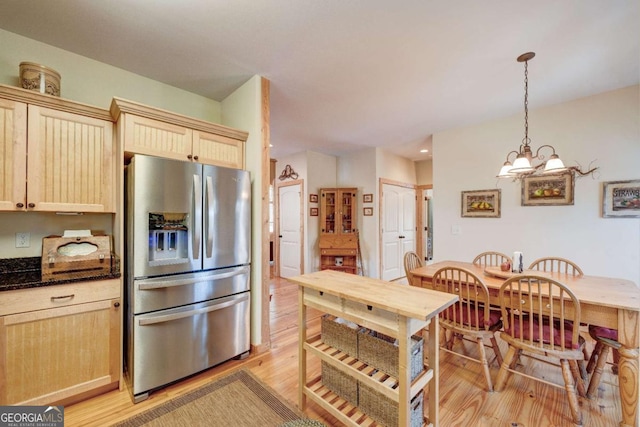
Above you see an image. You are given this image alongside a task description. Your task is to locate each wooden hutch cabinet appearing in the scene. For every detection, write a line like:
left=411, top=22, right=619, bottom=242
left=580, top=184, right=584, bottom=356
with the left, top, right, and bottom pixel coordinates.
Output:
left=319, top=188, right=358, bottom=274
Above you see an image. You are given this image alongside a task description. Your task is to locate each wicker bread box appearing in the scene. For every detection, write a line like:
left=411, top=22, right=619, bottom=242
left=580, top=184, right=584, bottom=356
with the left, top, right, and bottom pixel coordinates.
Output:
left=41, top=235, right=114, bottom=282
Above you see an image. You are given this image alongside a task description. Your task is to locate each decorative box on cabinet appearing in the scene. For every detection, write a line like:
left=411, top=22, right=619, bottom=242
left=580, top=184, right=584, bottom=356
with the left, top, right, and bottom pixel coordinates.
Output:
left=0, top=84, right=114, bottom=212
left=0, top=278, right=121, bottom=405
left=319, top=188, right=358, bottom=274
left=110, top=97, right=247, bottom=169
left=292, top=270, right=458, bottom=427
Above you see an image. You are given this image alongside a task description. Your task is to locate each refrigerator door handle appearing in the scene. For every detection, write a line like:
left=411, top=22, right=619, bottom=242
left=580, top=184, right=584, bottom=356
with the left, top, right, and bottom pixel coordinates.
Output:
left=137, top=266, right=250, bottom=290
left=205, top=175, right=214, bottom=258
left=138, top=293, right=249, bottom=326
left=192, top=174, right=202, bottom=259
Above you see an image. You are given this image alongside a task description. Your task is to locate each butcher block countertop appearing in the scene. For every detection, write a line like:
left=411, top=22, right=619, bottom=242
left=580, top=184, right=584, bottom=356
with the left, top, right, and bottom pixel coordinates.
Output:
left=289, top=269, right=458, bottom=320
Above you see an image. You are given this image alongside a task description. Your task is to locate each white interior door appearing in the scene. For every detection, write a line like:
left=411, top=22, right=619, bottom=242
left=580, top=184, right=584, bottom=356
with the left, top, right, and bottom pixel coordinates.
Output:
left=381, top=183, right=416, bottom=281
left=278, top=182, right=302, bottom=278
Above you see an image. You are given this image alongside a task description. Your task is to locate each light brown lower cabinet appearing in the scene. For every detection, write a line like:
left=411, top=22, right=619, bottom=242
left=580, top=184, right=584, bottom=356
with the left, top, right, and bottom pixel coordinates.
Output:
left=0, top=279, right=121, bottom=405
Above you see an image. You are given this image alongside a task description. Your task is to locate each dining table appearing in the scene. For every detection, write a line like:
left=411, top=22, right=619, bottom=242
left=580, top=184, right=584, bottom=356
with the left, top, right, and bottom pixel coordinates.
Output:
left=410, top=260, right=640, bottom=427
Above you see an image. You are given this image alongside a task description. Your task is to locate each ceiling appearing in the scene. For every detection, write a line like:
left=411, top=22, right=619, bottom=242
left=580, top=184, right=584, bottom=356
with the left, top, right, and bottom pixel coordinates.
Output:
left=0, top=1, right=637, bottom=161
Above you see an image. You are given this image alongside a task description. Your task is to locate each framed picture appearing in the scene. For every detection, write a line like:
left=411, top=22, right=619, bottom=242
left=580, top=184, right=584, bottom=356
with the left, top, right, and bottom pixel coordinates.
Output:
left=461, top=189, right=501, bottom=218
left=363, top=207, right=373, bottom=216
left=602, top=179, right=640, bottom=218
left=309, top=194, right=318, bottom=203
left=522, top=173, right=574, bottom=206
left=310, top=207, right=318, bottom=216
left=363, top=194, right=373, bottom=203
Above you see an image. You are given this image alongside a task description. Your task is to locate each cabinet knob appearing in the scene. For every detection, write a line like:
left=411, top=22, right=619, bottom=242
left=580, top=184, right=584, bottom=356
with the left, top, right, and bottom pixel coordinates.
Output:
left=193, top=155, right=199, bottom=161
left=187, top=154, right=193, bottom=160
left=16, top=202, right=24, bottom=208
left=28, top=203, right=36, bottom=208
left=114, top=301, right=120, bottom=308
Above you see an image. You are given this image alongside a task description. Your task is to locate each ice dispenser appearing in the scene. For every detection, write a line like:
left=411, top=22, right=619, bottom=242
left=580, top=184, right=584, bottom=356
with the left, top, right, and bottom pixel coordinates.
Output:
left=148, top=212, right=189, bottom=265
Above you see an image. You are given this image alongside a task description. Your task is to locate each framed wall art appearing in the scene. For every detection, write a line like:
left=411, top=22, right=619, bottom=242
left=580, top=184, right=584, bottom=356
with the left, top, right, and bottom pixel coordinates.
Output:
left=522, top=172, right=574, bottom=206
left=309, top=193, right=318, bottom=203
left=461, top=189, right=501, bottom=218
left=602, top=179, right=640, bottom=218
left=363, top=194, right=373, bottom=203
left=363, top=207, right=373, bottom=216
left=310, top=207, right=318, bottom=216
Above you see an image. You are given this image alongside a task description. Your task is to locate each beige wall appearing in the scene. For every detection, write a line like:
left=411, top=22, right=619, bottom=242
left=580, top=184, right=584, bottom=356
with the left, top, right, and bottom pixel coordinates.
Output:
left=433, top=85, right=640, bottom=285
left=0, top=29, right=226, bottom=258
left=0, top=29, right=221, bottom=121
left=416, top=159, right=433, bottom=185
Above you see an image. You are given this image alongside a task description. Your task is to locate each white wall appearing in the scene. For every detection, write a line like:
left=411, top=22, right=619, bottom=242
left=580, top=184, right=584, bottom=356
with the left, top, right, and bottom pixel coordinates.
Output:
left=416, top=159, right=433, bottom=186
left=307, top=151, right=338, bottom=271
left=338, top=148, right=377, bottom=277
left=220, top=75, right=264, bottom=346
left=433, top=85, right=640, bottom=285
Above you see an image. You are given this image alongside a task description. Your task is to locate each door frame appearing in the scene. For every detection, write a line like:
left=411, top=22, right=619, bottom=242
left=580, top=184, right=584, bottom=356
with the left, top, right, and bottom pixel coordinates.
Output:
left=378, top=178, right=417, bottom=279
left=416, top=184, right=432, bottom=263
left=274, top=179, right=304, bottom=277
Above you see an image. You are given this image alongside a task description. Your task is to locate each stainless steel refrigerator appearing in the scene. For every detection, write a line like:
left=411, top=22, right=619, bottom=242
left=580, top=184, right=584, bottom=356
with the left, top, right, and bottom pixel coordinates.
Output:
left=125, top=154, right=251, bottom=402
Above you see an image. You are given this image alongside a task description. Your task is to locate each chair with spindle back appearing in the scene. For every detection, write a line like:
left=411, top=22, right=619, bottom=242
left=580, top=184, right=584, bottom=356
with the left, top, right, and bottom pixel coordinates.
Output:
left=585, top=325, right=621, bottom=398
left=403, top=251, right=423, bottom=285
left=431, top=266, right=504, bottom=391
left=528, top=257, right=584, bottom=276
left=495, top=275, right=587, bottom=426
left=472, top=251, right=511, bottom=267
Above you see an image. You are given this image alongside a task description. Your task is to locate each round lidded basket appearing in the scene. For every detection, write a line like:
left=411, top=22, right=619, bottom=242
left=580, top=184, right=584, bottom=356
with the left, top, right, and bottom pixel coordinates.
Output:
left=19, top=62, right=61, bottom=96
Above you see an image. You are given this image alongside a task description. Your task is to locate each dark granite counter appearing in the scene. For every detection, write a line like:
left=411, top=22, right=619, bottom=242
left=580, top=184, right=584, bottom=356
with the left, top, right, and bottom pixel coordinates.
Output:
left=0, top=257, right=120, bottom=292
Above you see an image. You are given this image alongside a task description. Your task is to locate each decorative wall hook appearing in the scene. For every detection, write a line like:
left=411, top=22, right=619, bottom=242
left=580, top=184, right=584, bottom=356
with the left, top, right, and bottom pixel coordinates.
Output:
left=278, top=164, right=299, bottom=181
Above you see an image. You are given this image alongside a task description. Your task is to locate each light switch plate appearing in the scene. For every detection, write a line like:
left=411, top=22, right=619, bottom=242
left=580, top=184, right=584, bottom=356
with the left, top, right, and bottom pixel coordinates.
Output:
left=15, top=232, right=30, bottom=248
left=451, top=225, right=461, bottom=235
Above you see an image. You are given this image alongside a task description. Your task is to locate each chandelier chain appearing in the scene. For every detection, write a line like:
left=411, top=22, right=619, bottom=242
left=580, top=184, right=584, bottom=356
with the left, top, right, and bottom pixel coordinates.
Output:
left=523, top=60, right=529, bottom=146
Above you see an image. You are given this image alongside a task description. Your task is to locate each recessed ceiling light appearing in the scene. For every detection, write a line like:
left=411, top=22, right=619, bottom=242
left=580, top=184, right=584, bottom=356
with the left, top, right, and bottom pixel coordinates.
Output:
left=269, top=144, right=273, bottom=147
left=420, top=149, right=429, bottom=153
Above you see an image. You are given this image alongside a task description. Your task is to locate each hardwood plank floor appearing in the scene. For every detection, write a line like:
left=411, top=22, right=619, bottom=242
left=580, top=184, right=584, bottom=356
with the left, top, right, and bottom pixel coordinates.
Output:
left=64, top=276, right=621, bottom=426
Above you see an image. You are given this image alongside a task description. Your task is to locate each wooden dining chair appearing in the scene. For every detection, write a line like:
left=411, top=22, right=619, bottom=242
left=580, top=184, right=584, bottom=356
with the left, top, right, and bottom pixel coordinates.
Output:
left=585, top=325, right=621, bottom=399
left=472, top=251, right=511, bottom=267
left=495, top=275, right=587, bottom=426
left=403, top=251, right=423, bottom=285
left=528, top=257, right=584, bottom=276
left=431, top=266, right=503, bottom=392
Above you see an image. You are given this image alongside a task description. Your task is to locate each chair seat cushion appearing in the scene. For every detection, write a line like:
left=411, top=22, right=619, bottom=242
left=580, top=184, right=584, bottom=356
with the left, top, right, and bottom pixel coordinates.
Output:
left=589, top=325, right=618, bottom=341
left=505, top=316, right=580, bottom=349
left=443, top=302, right=502, bottom=329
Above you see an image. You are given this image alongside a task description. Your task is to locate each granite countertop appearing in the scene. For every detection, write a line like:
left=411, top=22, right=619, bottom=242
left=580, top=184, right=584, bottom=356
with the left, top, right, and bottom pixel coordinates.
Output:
left=0, top=257, right=121, bottom=292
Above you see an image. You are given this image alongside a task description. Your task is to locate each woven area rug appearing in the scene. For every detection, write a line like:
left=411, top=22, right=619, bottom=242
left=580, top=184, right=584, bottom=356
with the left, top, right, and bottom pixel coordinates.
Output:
left=113, top=369, right=322, bottom=427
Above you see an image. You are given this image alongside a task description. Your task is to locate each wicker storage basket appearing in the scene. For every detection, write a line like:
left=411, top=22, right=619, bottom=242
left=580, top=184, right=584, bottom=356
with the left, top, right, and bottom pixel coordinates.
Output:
left=357, top=330, right=424, bottom=380
left=321, top=314, right=360, bottom=356
left=321, top=361, right=358, bottom=406
left=359, top=383, right=423, bottom=427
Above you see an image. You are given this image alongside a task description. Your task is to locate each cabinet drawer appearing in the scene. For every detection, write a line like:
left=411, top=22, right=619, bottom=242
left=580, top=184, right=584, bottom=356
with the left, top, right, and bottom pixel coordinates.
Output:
left=0, top=278, right=120, bottom=316
left=321, top=249, right=357, bottom=256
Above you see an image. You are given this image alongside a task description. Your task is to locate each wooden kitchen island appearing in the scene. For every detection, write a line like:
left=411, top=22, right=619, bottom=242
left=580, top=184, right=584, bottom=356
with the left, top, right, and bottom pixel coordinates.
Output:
left=290, top=270, right=458, bottom=426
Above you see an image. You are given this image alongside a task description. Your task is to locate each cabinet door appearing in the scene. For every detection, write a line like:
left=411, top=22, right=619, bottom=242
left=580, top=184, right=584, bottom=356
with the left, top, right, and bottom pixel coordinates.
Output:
left=27, top=106, right=114, bottom=212
left=338, top=189, right=357, bottom=234
left=0, top=298, right=120, bottom=405
left=0, top=99, right=27, bottom=211
left=193, top=130, right=244, bottom=169
left=320, top=189, right=337, bottom=234
left=122, top=113, right=193, bottom=162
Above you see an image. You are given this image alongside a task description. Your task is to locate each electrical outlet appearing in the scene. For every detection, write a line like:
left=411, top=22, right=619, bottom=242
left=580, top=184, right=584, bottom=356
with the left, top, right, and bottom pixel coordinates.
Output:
left=15, top=232, right=30, bottom=248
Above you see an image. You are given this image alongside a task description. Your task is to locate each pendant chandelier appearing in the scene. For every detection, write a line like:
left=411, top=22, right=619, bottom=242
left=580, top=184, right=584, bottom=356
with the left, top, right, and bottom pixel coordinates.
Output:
left=497, top=52, right=598, bottom=179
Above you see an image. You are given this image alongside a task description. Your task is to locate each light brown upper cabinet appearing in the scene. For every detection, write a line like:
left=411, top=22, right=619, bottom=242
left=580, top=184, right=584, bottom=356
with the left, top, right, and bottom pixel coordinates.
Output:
left=0, top=85, right=114, bottom=212
left=111, top=98, right=247, bottom=169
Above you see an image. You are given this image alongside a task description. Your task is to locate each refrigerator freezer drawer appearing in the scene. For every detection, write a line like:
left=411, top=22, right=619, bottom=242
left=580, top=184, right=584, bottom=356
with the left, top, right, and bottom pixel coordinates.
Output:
left=131, top=292, right=250, bottom=399
left=132, top=266, right=250, bottom=314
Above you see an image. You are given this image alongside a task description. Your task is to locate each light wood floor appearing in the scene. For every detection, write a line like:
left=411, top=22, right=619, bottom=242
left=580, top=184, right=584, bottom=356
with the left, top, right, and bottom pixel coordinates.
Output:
left=65, top=276, right=621, bottom=426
